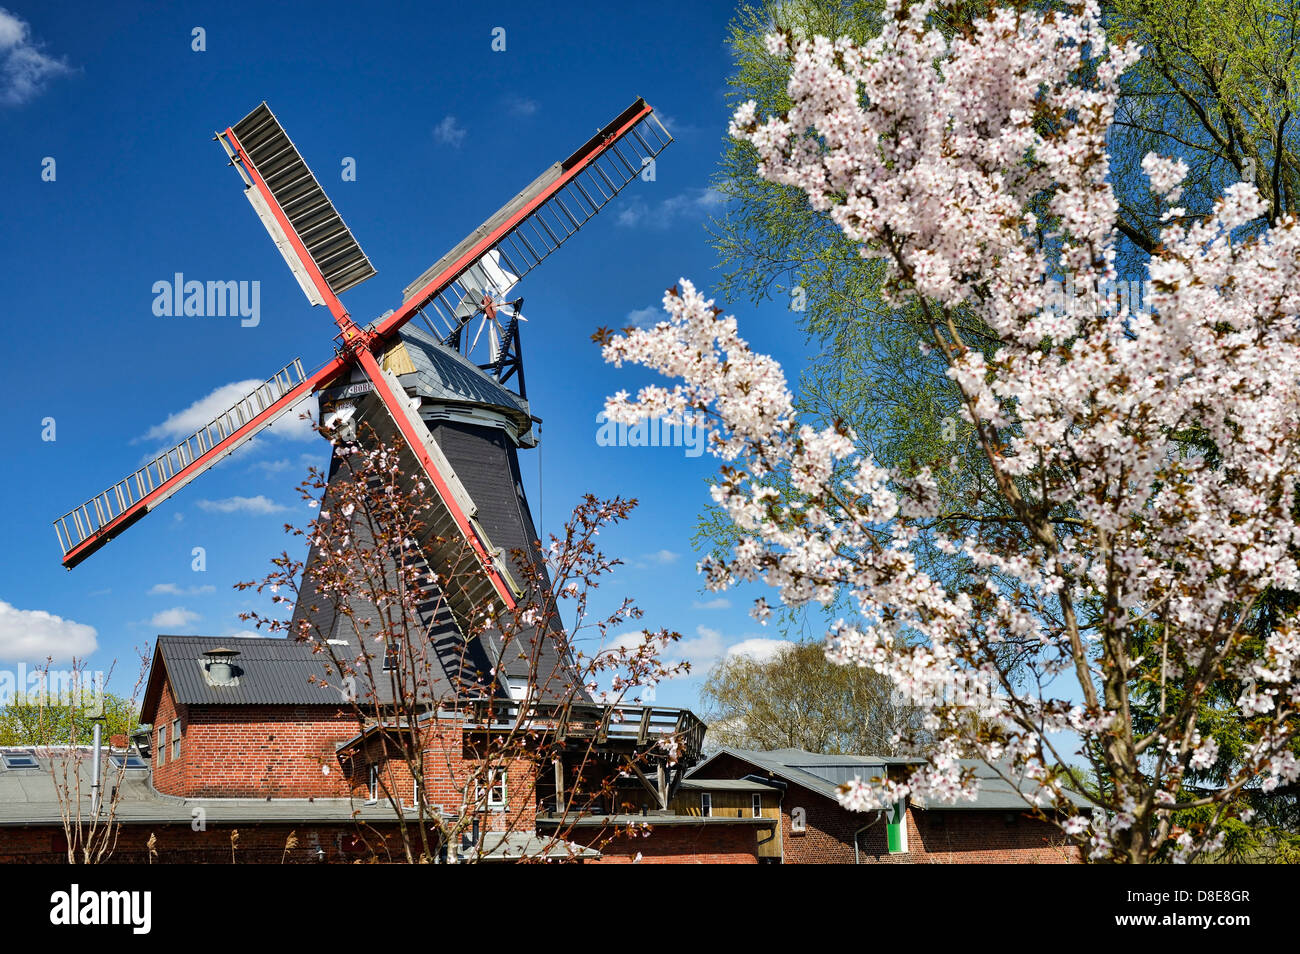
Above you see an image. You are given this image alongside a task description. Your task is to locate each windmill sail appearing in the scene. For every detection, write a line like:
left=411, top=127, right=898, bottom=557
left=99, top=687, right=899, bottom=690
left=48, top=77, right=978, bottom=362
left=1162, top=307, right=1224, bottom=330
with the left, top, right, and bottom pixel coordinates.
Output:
left=220, top=103, right=376, bottom=308
left=53, top=356, right=347, bottom=568
left=54, top=97, right=673, bottom=572
left=381, top=98, right=672, bottom=347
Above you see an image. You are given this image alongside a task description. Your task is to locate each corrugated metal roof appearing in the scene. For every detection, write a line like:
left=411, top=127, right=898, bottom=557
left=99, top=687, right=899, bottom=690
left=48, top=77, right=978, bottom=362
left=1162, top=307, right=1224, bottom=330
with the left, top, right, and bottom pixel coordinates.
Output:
left=149, top=635, right=346, bottom=711
left=689, top=748, right=903, bottom=801
left=541, top=814, right=777, bottom=828
left=678, top=777, right=780, bottom=793
left=689, top=748, right=1093, bottom=812
left=910, top=760, right=1095, bottom=812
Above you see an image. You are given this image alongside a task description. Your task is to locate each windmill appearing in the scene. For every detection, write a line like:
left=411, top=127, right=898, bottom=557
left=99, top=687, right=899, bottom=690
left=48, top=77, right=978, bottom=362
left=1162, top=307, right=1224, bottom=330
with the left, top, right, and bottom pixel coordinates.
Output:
left=52, top=99, right=673, bottom=698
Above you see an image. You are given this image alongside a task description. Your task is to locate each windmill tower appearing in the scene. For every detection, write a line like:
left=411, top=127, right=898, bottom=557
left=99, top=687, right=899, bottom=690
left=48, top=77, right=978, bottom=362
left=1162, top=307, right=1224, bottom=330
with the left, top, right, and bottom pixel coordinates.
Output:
left=53, top=99, right=673, bottom=702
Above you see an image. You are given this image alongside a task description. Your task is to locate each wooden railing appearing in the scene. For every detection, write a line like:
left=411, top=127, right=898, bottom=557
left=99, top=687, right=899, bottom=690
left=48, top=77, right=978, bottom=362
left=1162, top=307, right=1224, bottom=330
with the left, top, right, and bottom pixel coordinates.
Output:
left=466, top=700, right=706, bottom=762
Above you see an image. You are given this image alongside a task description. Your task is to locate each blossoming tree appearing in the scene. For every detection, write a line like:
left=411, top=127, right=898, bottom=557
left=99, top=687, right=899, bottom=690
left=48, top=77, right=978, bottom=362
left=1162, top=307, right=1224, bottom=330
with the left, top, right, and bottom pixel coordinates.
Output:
left=602, top=0, right=1300, bottom=862
left=241, top=424, right=688, bottom=863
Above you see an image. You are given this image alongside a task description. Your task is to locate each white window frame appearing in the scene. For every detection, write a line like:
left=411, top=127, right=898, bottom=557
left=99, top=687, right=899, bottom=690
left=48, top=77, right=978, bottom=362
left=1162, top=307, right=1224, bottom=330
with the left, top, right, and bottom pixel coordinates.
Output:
left=156, top=725, right=166, bottom=767
left=477, top=768, right=508, bottom=810
left=752, top=793, right=762, bottom=817
left=701, top=792, right=712, bottom=817
left=171, top=718, right=181, bottom=761
left=367, top=764, right=379, bottom=803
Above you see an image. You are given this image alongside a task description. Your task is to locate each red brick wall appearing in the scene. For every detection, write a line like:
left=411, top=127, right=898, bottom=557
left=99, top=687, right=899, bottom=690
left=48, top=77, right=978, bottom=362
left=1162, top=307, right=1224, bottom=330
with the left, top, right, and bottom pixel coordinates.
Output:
left=146, top=667, right=543, bottom=836
left=150, top=679, right=358, bottom=798
left=0, top=824, right=414, bottom=864
left=906, top=810, right=1080, bottom=864
left=342, top=724, right=538, bottom=833
left=576, top=823, right=761, bottom=864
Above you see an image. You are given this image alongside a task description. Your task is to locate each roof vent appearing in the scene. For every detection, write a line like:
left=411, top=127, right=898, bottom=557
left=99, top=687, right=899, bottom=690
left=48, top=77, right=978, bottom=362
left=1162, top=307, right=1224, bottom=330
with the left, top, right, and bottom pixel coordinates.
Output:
left=202, top=647, right=242, bottom=687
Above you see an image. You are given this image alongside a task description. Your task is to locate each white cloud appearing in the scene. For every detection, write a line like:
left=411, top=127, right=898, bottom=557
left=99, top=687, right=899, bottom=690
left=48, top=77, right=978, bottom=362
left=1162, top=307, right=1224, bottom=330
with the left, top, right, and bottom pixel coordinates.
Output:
left=250, top=458, right=293, bottom=476
left=606, top=630, right=649, bottom=653
left=434, top=115, right=466, bottom=147
left=724, top=637, right=789, bottom=663
left=196, top=495, right=287, bottom=514
left=224, top=630, right=262, bottom=640
left=617, top=187, right=726, bottom=229
left=691, top=597, right=731, bottom=610
left=0, top=601, right=97, bottom=661
left=506, top=96, right=538, bottom=117
left=653, top=113, right=702, bottom=138
left=150, top=607, right=199, bottom=630
left=633, top=549, right=680, bottom=569
left=625, top=306, right=666, bottom=329
left=667, top=626, right=791, bottom=673
left=149, top=583, right=216, bottom=596
left=140, top=379, right=315, bottom=446
left=672, top=625, right=727, bottom=670
left=0, top=9, right=72, bottom=106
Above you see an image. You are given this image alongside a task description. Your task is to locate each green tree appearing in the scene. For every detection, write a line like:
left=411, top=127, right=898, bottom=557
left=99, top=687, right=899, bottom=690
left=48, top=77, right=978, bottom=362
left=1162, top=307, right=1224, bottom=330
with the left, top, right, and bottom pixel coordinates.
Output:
left=701, top=641, right=924, bottom=755
left=0, top=691, right=139, bottom=746
left=706, top=0, right=1300, bottom=852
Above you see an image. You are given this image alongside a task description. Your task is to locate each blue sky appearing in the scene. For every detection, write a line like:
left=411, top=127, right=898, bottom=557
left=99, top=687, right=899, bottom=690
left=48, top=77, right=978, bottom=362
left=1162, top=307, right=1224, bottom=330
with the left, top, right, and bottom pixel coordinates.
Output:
left=0, top=0, right=817, bottom=711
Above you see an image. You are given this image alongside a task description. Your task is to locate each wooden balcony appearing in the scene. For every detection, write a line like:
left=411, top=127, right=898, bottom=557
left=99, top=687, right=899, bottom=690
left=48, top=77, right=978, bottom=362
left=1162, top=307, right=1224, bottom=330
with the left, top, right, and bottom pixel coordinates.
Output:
left=465, top=700, right=706, bottom=763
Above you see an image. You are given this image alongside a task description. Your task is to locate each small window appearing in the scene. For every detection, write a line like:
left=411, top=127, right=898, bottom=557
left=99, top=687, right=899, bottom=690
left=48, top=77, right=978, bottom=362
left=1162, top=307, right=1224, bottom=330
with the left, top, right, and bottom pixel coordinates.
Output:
left=156, top=726, right=166, bottom=767
left=367, top=765, right=379, bottom=803
left=1, top=752, right=39, bottom=769
left=383, top=642, right=398, bottom=672
left=477, top=769, right=507, bottom=809
left=413, top=778, right=421, bottom=808
left=109, top=754, right=148, bottom=770
left=752, top=793, right=762, bottom=817
left=701, top=792, right=712, bottom=817
left=171, top=719, right=181, bottom=761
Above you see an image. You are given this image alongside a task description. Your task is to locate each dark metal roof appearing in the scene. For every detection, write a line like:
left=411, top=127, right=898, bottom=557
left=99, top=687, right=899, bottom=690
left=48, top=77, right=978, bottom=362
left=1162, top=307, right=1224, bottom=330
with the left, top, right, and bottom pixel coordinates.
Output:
left=538, top=813, right=776, bottom=828
left=678, top=777, right=780, bottom=793
left=690, top=748, right=923, bottom=801
left=689, top=748, right=1093, bottom=812
left=142, top=635, right=345, bottom=720
left=397, top=324, right=530, bottom=424
left=910, top=760, right=1095, bottom=812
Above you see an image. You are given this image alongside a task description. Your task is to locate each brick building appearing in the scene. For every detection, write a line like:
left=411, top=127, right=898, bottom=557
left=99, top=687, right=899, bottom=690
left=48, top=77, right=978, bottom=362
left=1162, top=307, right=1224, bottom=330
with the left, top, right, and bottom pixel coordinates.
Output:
left=686, top=748, right=1085, bottom=864
left=0, top=633, right=710, bottom=863
left=0, top=637, right=1087, bottom=864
